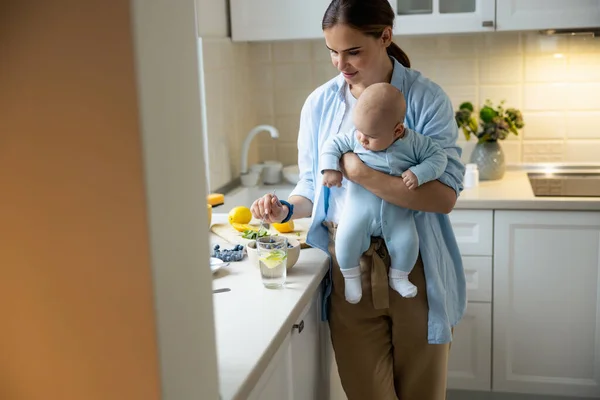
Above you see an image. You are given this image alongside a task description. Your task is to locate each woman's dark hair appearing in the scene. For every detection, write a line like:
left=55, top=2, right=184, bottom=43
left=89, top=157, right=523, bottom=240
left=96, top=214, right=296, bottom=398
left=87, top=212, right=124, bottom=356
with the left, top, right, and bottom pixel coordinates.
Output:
left=322, top=0, right=410, bottom=68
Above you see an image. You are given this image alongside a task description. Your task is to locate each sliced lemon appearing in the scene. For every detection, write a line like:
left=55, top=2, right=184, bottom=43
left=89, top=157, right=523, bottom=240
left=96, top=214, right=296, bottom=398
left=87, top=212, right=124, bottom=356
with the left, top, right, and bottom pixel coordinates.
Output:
left=259, top=250, right=287, bottom=269
left=272, top=220, right=294, bottom=233
left=228, top=206, right=252, bottom=225
left=231, top=223, right=258, bottom=232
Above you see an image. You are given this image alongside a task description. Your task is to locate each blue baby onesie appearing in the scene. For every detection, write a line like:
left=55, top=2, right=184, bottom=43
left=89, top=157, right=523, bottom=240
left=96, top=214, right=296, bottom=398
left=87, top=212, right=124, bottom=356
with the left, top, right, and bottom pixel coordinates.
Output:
left=320, top=128, right=448, bottom=276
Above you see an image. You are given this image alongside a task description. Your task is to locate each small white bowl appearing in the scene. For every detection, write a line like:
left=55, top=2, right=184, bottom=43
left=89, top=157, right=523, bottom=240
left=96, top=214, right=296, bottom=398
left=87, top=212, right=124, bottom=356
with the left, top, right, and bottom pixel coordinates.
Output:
left=246, top=237, right=301, bottom=270
left=282, top=164, right=299, bottom=184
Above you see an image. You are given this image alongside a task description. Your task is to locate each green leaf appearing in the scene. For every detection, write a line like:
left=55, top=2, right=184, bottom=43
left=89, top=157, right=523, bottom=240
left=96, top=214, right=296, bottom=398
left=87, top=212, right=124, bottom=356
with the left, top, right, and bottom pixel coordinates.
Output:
left=506, top=119, right=519, bottom=135
left=477, top=133, right=493, bottom=143
left=461, top=127, right=471, bottom=141
left=479, top=106, right=497, bottom=123
left=459, top=101, right=474, bottom=111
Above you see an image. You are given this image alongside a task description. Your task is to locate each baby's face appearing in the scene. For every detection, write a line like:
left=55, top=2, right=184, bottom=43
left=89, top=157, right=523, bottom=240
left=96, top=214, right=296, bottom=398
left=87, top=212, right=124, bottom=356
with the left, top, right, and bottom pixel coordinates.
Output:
left=354, top=114, right=398, bottom=152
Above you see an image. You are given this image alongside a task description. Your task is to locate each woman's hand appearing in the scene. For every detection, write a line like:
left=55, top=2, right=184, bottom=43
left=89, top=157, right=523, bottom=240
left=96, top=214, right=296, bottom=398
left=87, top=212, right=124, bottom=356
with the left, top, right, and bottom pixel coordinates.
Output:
left=250, top=193, right=288, bottom=223
left=340, top=152, right=368, bottom=183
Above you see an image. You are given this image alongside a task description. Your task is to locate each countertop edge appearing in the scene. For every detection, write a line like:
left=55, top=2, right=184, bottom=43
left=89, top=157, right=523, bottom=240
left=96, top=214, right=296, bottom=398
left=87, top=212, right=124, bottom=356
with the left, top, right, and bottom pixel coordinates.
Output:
left=455, top=199, right=600, bottom=211
left=231, top=252, right=330, bottom=400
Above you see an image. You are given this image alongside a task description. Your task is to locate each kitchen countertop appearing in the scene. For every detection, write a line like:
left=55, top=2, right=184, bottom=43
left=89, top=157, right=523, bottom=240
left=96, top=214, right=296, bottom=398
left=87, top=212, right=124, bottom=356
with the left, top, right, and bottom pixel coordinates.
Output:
left=222, top=171, right=600, bottom=212
left=210, top=215, right=329, bottom=400
left=455, top=171, right=600, bottom=210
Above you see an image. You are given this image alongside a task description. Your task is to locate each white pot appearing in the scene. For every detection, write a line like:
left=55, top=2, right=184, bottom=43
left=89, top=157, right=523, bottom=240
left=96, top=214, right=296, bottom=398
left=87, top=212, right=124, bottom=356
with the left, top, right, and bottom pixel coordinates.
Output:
left=262, top=160, right=283, bottom=184
left=240, top=171, right=260, bottom=187
left=282, top=165, right=299, bottom=184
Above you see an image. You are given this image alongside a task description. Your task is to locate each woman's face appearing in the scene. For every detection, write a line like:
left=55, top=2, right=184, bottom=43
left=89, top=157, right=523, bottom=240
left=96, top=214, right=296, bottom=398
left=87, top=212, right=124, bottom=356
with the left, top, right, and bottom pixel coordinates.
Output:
left=324, top=24, right=391, bottom=87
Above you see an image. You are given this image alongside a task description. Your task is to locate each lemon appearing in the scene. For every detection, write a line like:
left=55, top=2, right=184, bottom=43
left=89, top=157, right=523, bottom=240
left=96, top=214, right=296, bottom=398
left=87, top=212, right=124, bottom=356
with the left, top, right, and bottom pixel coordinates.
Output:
left=231, top=223, right=257, bottom=232
left=259, top=250, right=287, bottom=269
left=228, top=206, right=252, bottom=225
left=207, top=204, right=212, bottom=228
left=272, top=220, right=294, bottom=233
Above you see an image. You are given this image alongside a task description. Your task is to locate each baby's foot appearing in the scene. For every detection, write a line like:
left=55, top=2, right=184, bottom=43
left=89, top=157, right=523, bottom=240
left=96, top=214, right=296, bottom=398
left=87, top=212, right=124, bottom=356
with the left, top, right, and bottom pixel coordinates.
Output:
left=389, top=269, right=417, bottom=298
left=341, top=266, right=362, bottom=304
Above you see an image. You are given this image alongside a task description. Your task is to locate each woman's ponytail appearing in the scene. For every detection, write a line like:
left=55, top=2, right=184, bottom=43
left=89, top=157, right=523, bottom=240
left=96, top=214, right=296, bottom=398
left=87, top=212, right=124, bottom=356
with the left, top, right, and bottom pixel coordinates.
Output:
left=387, top=41, right=410, bottom=68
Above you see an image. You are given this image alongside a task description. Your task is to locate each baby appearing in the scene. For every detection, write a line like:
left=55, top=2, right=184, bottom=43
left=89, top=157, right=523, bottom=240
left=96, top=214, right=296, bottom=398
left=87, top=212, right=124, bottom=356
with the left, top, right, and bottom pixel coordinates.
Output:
left=320, top=82, right=448, bottom=304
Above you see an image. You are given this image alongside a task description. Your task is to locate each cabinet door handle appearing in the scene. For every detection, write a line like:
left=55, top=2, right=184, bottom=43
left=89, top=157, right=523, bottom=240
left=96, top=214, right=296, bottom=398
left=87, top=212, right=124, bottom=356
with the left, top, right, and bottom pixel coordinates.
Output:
left=293, top=320, right=304, bottom=334
left=482, top=20, right=494, bottom=27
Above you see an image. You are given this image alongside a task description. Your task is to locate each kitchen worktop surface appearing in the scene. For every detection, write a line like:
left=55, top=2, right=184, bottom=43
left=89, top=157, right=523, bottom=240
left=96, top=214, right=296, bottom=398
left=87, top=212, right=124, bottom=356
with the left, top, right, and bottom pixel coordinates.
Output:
left=223, top=170, right=600, bottom=211
left=456, top=171, right=600, bottom=210
left=210, top=215, right=329, bottom=400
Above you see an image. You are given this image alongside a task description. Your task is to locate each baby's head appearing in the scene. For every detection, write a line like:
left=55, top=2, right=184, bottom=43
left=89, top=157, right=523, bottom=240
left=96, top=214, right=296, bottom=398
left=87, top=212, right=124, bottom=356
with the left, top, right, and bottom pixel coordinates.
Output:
left=352, top=82, right=406, bottom=152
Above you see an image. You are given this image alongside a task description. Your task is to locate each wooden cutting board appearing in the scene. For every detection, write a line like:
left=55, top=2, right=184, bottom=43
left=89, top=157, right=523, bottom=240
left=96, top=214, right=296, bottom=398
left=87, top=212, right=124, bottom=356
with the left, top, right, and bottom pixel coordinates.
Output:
left=210, top=218, right=312, bottom=249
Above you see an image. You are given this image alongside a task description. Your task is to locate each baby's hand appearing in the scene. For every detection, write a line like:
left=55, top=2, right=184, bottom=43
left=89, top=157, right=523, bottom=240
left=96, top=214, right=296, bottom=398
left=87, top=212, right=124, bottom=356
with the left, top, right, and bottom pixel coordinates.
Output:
left=323, top=170, right=343, bottom=188
left=401, top=170, right=419, bottom=190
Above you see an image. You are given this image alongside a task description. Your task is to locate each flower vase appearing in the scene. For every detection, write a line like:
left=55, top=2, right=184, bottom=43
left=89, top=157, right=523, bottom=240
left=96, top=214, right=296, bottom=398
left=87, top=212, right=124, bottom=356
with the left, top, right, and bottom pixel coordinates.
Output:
left=469, top=141, right=505, bottom=181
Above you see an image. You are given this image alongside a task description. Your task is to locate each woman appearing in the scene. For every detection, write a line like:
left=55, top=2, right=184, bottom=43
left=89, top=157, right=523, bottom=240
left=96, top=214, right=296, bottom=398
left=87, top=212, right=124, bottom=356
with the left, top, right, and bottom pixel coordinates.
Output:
left=251, top=0, right=466, bottom=398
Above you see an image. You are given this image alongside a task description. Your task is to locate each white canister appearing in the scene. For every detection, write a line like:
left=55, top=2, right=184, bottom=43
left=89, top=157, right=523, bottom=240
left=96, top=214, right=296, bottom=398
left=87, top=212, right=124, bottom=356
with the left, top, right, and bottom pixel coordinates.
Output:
left=249, top=163, right=265, bottom=184
left=262, top=160, right=283, bottom=184
left=464, top=163, right=479, bottom=189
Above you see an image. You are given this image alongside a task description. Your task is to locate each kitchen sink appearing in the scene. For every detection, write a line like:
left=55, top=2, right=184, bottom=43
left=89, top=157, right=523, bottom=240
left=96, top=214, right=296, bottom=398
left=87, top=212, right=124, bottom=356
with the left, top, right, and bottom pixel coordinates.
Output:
left=528, top=171, right=600, bottom=197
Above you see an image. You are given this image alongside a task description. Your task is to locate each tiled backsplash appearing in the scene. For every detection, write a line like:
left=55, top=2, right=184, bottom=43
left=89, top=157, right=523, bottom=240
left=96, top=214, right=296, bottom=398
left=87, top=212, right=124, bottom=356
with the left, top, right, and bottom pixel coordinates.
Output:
left=200, top=38, right=259, bottom=190
left=247, top=32, right=600, bottom=166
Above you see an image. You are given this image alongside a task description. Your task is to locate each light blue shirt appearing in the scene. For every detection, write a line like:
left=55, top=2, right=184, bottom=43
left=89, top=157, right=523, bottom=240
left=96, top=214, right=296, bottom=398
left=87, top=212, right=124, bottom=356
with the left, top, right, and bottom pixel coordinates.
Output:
left=289, top=57, right=466, bottom=344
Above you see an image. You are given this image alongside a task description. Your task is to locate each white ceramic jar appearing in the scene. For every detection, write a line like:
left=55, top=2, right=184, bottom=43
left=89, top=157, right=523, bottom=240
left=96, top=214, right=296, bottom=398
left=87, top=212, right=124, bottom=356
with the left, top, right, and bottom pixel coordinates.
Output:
left=262, top=160, right=283, bottom=184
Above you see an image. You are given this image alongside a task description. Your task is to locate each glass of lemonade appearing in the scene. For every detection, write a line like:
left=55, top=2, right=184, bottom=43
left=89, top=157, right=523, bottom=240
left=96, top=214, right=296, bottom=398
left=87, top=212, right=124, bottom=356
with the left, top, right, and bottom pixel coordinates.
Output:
left=256, top=236, right=288, bottom=288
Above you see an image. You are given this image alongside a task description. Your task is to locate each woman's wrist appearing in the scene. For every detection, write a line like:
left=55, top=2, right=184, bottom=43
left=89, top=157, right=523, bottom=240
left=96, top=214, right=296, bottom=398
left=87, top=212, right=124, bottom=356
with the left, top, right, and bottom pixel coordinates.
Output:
left=279, top=200, right=294, bottom=223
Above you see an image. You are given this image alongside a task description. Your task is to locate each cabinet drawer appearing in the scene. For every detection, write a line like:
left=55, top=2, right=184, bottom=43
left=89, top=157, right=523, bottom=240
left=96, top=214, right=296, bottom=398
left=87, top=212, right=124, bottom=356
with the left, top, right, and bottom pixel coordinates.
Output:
left=447, top=302, right=492, bottom=391
left=463, top=256, right=492, bottom=303
left=449, top=210, right=493, bottom=256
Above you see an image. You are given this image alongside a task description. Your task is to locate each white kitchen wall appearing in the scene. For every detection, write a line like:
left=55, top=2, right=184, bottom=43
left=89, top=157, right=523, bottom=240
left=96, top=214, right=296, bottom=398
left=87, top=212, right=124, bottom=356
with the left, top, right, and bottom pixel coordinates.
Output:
left=200, top=38, right=260, bottom=190
left=249, top=32, right=600, bottom=165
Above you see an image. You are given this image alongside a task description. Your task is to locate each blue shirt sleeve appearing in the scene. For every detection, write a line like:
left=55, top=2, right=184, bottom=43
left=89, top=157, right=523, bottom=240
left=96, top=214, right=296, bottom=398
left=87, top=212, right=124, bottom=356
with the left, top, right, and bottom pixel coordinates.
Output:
left=319, top=130, right=356, bottom=173
left=289, top=99, right=316, bottom=203
left=414, top=88, right=465, bottom=196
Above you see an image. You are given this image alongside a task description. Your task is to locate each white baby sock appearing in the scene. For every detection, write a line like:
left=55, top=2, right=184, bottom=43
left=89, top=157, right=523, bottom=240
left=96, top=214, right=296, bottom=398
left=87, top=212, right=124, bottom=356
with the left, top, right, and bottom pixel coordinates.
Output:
left=389, top=268, right=417, bottom=298
left=341, top=266, right=362, bottom=304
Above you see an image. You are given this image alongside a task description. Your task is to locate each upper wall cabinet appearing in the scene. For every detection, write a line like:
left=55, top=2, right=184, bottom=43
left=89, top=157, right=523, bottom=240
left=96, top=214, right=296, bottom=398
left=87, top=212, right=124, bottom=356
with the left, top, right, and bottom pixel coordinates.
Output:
left=230, top=0, right=329, bottom=41
left=229, top=0, right=600, bottom=41
left=392, top=0, right=496, bottom=35
left=496, top=0, right=600, bottom=32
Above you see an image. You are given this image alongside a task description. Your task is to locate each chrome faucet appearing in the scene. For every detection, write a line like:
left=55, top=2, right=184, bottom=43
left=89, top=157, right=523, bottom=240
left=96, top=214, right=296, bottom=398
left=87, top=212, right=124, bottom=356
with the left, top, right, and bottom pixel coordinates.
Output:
left=240, top=124, right=279, bottom=174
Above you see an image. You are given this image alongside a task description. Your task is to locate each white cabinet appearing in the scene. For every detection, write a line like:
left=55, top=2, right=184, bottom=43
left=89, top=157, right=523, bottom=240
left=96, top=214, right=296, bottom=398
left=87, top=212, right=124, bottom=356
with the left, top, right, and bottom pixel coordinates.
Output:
left=290, top=292, right=322, bottom=400
left=449, top=210, right=494, bottom=256
left=493, top=210, right=600, bottom=398
left=229, top=0, right=600, bottom=41
left=393, top=0, right=496, bottom=35
left=249, top=290, right=323, bottom=399
left=463, top=256, right=492, bottom=303
left=248, top=334, right=293, bottom=400
left=496, top=0, right=600, bottom=32
left=447, top=303, right=492, bottom=391
left=230, top=0, right=329, bottom=41
left=447, top=211, right=494, bottom=392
